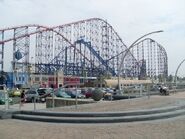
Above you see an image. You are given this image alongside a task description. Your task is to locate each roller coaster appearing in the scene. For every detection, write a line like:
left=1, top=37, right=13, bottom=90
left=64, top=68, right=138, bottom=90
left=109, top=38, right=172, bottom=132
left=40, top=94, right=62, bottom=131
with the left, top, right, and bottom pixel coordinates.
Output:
left=0, top=18, right=168, bottom=79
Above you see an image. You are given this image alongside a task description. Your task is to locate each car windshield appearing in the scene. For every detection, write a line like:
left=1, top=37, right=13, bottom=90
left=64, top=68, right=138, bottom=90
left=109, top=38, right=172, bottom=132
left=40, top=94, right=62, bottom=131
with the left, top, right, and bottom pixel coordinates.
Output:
left=25, top=90, right=37, bottom=94
left=38, top=88, right=52, bottom=93
left=37, top=89, right=46, bottom=94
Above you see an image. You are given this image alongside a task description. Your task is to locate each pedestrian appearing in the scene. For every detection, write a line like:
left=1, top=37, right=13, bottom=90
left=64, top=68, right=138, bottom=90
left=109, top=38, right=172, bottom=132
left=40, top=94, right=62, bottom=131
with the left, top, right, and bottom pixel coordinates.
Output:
left=20, top=90, right=25, bottom=106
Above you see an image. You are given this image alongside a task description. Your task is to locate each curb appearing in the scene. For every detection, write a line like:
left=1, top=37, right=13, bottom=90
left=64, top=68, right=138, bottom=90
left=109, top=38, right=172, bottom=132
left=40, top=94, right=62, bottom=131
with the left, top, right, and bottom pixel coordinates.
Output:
left=11, top=105, right=185, bottom=123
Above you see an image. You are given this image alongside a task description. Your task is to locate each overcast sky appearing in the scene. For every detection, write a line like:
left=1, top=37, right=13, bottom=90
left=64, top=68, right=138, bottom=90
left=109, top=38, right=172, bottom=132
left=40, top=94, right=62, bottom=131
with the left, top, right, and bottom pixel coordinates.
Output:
left=0, top=0, right=185, bottom=76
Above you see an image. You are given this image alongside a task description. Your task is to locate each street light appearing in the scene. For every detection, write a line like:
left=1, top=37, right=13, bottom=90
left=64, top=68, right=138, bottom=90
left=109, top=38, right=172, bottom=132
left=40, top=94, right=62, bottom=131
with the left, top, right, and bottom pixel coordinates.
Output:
left=174, top=59, right=185, bottom=90
left=118, top=30, right=163, bottom=91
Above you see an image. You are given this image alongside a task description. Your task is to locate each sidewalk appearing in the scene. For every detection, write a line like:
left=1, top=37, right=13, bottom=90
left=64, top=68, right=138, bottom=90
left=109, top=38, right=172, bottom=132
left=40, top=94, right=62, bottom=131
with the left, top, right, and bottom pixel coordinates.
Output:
left=0, top=102, right=46, bottom=111
left=1, top=92, right=185, bottom=139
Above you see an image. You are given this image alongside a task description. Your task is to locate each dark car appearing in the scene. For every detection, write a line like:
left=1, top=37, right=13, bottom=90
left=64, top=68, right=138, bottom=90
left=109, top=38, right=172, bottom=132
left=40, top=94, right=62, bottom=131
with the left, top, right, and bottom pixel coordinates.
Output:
left=159, top=86, right=169, bottom=95
left=37, top=88, right=53, bottom=102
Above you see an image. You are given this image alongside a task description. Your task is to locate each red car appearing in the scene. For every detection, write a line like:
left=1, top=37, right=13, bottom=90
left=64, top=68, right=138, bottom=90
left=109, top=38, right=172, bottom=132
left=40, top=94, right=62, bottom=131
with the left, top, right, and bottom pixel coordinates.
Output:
left=83, top=88, right=94, bottom=98
left=85, top=91, right=92, bottom=98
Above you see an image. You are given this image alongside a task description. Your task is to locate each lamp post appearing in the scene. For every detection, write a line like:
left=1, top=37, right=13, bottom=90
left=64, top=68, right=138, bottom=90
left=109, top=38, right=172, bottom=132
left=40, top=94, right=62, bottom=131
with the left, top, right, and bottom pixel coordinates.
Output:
left=118, top=30, right=163, bottom=91
left=174, top=59, right=185, bottom=90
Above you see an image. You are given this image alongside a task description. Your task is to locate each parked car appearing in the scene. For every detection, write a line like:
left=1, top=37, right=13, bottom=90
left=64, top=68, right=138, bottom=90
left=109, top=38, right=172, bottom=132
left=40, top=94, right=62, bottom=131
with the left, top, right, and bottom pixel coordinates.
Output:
left=66, top=89, right=85, bottom=99
left=83, top=88, right=95, bottom=98
left=103, top=92, right=112, bottom=100
left=13, top=89, right=22, bottom=97
left=54, top=88, right=71, bottom=98
left=0, top=91, right=12, bottom=105
left=81, top=88, right=88, bottom=94
left=159, top=86, right=169, bottom=95
left=37, top=88, right=53, bottom=102
left=8, top=88, right=21, bottom=97
left=24, top=89, right=39, bottom=102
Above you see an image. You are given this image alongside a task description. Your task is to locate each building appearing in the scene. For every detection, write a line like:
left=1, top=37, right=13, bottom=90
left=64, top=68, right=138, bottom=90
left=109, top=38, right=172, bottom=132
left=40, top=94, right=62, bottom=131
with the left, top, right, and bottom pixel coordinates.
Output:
left=30, top=70, right=64, bottom=88
left=104, top=78, right=152, bottom=89
left=4, top=71, right=64, bottom=89
left=6, top=72, right=29, bottom=88
left=3, top=70, right=109, bottom=89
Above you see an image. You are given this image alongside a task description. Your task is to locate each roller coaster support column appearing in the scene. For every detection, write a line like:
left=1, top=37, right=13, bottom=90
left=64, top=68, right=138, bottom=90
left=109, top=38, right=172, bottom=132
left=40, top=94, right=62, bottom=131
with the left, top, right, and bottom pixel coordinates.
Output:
left=118, top=30, right=163, bottom=90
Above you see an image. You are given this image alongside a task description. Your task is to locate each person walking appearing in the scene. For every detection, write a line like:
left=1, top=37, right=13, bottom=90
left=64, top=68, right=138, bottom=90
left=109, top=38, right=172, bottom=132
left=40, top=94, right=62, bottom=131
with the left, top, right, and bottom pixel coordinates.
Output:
left=20, top=90, right=25, bottom=106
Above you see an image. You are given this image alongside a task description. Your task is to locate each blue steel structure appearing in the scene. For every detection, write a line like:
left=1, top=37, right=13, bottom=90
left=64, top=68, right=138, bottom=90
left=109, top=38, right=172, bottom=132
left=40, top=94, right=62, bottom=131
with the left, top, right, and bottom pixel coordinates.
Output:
left=0, top=18, right=168, bottom=84
left=35, top=18, right=138, bottom=77
left=75, top=38, right=116, bottom=76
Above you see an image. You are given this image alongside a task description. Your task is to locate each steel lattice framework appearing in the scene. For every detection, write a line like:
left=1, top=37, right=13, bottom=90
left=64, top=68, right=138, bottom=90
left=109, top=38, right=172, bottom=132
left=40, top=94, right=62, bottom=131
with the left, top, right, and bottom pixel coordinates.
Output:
left=0, top=18, right=168, bottom=79
left=131, top=38, right=168, bottom=79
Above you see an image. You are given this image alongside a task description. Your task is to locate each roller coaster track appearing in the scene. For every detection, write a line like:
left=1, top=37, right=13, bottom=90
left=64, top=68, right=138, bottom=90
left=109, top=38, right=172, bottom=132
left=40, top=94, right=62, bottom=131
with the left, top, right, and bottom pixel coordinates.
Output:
left=0, top=24, right=99, bottom=74
left=75, top=38, right=116, bottom=76
left=0, top=18, right=168, bottom=78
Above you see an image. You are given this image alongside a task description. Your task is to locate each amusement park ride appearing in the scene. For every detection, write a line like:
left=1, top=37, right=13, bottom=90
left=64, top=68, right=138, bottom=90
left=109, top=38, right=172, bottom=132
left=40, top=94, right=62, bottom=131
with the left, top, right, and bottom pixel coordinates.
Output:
left=0, top=18, right=168, bottom=84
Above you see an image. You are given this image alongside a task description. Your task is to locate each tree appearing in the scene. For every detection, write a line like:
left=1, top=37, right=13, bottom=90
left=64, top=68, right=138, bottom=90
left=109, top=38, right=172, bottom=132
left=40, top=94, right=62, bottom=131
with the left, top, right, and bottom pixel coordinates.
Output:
left=158, top=74, right=164, bottom=83
left=167, top=74, right=173, bottom=82
left=94, top=75, right=106, bottom=88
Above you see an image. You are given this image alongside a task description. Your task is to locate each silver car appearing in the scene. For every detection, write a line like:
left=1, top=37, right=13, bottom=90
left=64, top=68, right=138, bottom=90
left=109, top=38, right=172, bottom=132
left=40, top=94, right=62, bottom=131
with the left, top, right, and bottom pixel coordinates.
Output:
left=24, top=89, right=39, bottom=102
